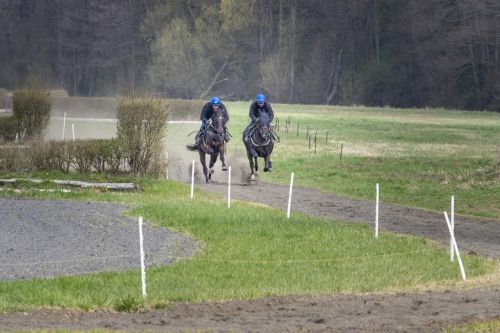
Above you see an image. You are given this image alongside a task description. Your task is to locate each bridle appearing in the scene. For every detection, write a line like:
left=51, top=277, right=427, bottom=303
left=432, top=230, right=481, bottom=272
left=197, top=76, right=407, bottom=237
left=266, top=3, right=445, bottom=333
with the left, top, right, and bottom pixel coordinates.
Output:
left=202, top=111, right=225, bottom=148
left=249, top=119, right=273, bottom=147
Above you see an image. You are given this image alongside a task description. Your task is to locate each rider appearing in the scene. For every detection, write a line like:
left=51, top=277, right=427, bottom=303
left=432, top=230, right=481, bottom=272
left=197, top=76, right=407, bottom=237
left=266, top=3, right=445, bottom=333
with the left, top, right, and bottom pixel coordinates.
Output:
left=243, top=93, right=274, bottom=143
left=191, top=96, right=229, bottom=148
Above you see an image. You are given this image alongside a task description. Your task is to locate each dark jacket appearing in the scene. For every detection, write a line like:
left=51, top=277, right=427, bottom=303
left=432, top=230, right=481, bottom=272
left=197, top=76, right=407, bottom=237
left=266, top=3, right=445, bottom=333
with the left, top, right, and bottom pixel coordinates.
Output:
left=249, top=101, right=274, bottom=123
left=200, top=102, right=229, bottom=124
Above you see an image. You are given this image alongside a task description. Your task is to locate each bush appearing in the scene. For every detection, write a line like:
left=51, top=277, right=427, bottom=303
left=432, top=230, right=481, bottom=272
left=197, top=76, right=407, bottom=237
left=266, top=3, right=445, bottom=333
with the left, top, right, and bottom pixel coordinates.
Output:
left=30, top=140, right=70, bottom=172
left=12, top=88, right=52, bottom=141
left=0, top=142, right=30, bottom=172
left=0, top=116, right=18, bottom=141
left=116, top=96, right=169, bottom=176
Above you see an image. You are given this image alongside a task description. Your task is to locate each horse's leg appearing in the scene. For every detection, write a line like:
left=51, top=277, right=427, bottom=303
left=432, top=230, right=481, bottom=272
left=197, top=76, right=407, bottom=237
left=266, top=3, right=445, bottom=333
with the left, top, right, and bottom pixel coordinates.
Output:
left=254, top=157, right=259, bottom=175
left=264, top=154, right=270, bottom=172
left=264, top=153, right=274, bottom=172
left=208, top=153, right=217, bottom=180
left=268, top=145, right=274, bottom=171
left=246, top=148, right=256, bottom=181
left=199, top=151, right=209, bottom=183
left=219, top=143, right=227, bottom=171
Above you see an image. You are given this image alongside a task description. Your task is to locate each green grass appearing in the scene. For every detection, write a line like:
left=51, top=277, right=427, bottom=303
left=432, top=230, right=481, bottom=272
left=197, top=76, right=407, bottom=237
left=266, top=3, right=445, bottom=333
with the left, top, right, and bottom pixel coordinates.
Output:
left=223, top=102, right=500, bottom=220
left=0, top=180, right=495, bottom=311
left=444, top=319, right=500, bottom=332
left=0, top=102, right=498, bottom=312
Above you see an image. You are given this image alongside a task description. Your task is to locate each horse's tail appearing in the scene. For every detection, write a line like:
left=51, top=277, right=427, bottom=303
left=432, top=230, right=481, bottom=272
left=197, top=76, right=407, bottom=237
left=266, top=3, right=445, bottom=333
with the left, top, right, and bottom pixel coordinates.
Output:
left=186, top=144, right=198, bottom=151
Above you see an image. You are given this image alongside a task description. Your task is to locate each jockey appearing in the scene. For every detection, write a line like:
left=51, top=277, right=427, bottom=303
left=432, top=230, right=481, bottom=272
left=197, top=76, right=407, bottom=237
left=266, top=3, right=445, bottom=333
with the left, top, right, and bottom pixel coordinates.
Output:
left=244, top=93, right=274, bottom=142
left=191, top=96, right=229, bottom=148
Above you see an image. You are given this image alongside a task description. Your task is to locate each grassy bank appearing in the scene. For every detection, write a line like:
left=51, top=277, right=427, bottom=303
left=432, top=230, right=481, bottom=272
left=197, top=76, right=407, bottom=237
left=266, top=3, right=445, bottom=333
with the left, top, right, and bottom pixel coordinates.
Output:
left=0, top=180, right=495, bottom=311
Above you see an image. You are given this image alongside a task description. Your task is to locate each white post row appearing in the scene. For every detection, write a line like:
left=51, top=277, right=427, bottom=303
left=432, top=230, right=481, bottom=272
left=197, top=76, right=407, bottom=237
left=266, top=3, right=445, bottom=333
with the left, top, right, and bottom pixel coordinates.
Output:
left=287, top=172, right=294, bottom=219
left=375, top=183, right=379, bottom=238
left=190, top=159, right=195, bottom=199
left=450, top=195, right=455, bottom=262
left=138, top=216, right=147, bottom=298
left=228, top=166, right=231, bottom=208
left=443, top=211, right=466, bottom=281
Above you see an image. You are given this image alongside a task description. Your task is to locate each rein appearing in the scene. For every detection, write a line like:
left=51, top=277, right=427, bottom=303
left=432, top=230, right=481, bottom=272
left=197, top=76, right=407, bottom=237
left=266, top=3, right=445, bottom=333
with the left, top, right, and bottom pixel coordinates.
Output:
left=249, top=125, right=273, bottom=147
left=201, top=120, right=225, bottom=150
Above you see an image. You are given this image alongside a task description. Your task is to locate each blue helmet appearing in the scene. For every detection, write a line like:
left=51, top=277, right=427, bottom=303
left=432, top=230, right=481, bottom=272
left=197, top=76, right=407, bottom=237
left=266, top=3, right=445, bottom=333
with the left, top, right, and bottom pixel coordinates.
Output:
left=256, top=93, right=266, bottom=104
left=211, top=96, right=220, bottom=106
left=256, top=93, right=266, bottom=101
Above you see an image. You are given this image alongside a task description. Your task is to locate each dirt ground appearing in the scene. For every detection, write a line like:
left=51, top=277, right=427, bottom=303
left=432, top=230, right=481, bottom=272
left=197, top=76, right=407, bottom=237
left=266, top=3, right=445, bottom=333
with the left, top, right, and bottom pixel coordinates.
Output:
left=1, top=170, right=500, bottom=331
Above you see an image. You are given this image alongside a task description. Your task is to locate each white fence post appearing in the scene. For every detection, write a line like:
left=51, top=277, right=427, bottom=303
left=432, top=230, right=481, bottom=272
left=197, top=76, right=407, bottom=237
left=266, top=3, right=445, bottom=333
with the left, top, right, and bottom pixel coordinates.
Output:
left=138, top=216, right=147, bottom=298
left=165, top=151, right=169, bottom=181
left=375, top=183, right=379, bottom=238
left=287, top=172, right=294, bottom=219
left=72, top=123, right=75, bottom=141
left=450, top=195, right=455, bottom=262
left=190, top=160, right=195, bottom=199
left=444, top=211, right=466, bottom=281
left=62, top=112, right=66, bottom=140
left=228, top=166, right=231, bottom=208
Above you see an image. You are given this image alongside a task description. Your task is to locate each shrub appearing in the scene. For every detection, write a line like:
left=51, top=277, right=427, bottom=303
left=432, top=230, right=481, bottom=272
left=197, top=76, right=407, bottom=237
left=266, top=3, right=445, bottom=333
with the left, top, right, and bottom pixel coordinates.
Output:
left=30, top=140, right=70, bottom=172
left=0, top=142, right=30, bottom=172
left=116, top=96, right=169, bottom=176
left=0, top=116, right=18, bottom=141
left=12, top=88, right=52, bottom=141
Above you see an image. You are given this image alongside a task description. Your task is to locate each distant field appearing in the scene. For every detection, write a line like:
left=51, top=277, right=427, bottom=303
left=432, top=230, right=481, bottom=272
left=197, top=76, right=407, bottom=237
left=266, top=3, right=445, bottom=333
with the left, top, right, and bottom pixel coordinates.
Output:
left=44, top=100, right=500, bottom=219
left=224, top=102, right=500, bottom=220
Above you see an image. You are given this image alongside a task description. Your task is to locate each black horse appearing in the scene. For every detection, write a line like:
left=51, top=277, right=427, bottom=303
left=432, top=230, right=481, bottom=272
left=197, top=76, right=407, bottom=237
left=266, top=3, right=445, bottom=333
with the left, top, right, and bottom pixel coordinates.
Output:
left=186, top=108, right=228, bottom=183
left=243, top=112, right=275, bottom=181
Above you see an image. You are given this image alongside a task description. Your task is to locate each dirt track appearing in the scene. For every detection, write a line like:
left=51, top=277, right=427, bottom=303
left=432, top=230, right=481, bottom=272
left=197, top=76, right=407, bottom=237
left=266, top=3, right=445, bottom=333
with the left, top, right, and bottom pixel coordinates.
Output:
left=0, top=180, right=499, bottom=332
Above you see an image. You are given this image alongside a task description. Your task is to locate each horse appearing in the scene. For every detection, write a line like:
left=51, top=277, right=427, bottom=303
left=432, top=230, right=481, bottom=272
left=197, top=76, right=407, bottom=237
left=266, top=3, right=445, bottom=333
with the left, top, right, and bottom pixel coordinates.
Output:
left=243, top=112, right=276, bottom=181
left=186, top=108, right=228, bottom=183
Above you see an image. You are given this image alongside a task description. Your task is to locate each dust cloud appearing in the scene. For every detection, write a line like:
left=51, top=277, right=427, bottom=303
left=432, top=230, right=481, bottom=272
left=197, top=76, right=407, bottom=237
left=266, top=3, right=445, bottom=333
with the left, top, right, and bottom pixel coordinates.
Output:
left=166, top=125, right=251, bottom=185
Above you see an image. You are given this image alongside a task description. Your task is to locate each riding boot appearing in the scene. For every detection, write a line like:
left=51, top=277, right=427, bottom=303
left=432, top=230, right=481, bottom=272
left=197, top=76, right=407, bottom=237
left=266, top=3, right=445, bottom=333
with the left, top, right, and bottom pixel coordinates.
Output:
left=193, top=131, right=202, bottom=148
left=243, top=128, right=250, bottom=143
left=224, top=128, right=230, bottom=142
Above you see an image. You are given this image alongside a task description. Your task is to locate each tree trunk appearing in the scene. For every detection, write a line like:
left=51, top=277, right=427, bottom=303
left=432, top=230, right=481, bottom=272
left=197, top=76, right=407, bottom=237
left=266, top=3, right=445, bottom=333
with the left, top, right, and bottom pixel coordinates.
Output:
left=326, top=49, right=343, bottom=104
left=198, top=61, right=229, bottom=99
left=287, top=0, right=296, bottom=103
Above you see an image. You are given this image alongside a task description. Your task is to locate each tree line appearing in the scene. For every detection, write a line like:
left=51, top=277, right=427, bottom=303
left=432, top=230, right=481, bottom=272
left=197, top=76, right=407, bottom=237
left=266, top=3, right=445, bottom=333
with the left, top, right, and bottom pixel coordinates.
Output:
left=1, top=0, right=499, bottom=111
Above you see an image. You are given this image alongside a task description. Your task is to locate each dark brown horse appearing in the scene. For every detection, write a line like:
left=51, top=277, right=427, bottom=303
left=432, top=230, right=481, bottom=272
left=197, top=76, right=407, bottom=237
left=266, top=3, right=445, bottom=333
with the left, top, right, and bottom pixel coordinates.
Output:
left=186, top=108, right=227, bottom=183
left=243, top=112, right=275, bottom=181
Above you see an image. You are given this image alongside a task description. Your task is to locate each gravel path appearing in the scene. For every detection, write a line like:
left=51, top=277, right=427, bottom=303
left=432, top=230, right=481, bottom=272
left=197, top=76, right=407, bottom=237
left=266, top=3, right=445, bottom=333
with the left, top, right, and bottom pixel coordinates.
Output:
left=0, top=198, right=196, bottom=281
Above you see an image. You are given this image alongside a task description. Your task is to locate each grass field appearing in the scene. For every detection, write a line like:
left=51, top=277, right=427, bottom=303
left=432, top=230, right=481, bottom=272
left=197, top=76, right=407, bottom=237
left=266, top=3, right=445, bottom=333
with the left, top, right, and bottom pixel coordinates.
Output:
left=224, top=102, right=500, bottom=220
left=0, top=102, right=498, bottom=312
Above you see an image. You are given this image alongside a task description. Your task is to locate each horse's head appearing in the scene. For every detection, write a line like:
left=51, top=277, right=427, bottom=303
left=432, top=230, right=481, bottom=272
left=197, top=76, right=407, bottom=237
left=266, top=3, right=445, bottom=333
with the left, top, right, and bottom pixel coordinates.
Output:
left=256, top=112, right=272, bottom=140
left=210, top=108, right=226, bottom=136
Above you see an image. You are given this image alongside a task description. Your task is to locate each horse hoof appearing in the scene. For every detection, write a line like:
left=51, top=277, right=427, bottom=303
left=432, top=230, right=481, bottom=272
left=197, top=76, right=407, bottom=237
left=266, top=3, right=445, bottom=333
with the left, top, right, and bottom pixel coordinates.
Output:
left=250, top=175, right=256, bottom=181
left=222, top=166, right=228, bottom=171
left=210, top=168, right=214, bottom=174
left=264, top=168, right=269, bottom=172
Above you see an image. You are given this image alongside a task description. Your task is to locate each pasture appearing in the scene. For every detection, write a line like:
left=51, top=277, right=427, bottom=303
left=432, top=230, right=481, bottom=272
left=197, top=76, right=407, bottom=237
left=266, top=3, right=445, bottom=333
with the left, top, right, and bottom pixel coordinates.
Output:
left=1, top=100, right=498, bottom=316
